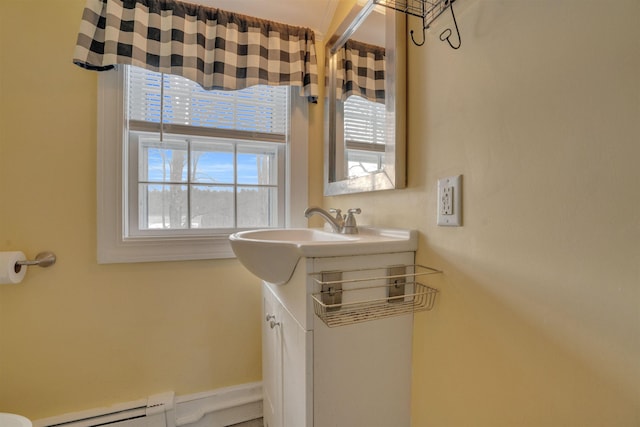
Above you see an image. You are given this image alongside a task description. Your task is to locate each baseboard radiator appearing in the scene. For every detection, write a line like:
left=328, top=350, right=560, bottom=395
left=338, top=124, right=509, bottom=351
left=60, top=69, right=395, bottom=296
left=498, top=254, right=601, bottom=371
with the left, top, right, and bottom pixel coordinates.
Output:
left=34, top=382, right=263, bottom=427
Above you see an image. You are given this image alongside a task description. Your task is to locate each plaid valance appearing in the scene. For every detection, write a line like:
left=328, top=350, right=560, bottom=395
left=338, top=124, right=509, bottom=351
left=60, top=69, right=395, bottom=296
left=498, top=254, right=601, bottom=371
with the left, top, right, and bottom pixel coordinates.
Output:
left=73, top=0, right=319, bottom=99
left=334, top=40, right=385, bottom=104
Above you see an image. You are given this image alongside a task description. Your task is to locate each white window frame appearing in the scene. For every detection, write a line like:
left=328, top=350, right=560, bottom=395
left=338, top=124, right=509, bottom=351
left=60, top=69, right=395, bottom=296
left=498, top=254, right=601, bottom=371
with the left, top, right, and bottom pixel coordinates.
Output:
left=127, top=133, right=285, bottom=235
left=97, top=67, right=308, bottom=263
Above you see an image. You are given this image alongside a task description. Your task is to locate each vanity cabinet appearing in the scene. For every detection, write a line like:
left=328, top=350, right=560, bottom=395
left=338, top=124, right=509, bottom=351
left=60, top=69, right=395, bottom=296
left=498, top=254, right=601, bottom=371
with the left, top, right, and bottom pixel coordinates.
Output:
left=261, top=251, right=417, bottom=427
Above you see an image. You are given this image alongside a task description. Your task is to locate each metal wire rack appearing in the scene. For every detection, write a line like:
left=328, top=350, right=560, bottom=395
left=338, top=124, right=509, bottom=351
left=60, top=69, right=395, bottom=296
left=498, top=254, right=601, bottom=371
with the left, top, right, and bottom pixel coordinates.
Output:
left=375, top=0, right=446, bottom=20
left=374, top=0, right=461, bottom=48
left=311, top=265, right=441, bottom=327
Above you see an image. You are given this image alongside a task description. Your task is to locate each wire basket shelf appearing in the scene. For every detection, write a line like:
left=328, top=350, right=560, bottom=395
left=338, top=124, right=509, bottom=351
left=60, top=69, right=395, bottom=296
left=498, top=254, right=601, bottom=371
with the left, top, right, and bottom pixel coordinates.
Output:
left=374, top=0, right=449, bottom=23
left=311, top=265, right=441, bottom=328
left=312, top=282, right=438, bottom=328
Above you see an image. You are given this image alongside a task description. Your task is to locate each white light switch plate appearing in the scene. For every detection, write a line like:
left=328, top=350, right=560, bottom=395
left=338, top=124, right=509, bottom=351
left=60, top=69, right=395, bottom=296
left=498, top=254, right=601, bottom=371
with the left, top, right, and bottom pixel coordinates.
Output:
left=437, top=175, right=462, bottom=226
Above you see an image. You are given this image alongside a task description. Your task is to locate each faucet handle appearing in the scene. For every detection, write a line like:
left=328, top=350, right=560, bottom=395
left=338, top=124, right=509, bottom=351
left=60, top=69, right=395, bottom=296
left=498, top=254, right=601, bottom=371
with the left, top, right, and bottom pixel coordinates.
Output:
left=329, top=208, right=343, bottom=219
left=342, top=208, right=361, bottom=234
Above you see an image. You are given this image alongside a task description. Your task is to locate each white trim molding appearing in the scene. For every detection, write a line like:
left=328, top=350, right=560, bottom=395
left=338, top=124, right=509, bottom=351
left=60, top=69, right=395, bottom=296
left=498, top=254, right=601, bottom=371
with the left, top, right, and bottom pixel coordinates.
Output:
left=34, top=382, right=263, bottom=427
left=175, top=382, right=263, bottom=427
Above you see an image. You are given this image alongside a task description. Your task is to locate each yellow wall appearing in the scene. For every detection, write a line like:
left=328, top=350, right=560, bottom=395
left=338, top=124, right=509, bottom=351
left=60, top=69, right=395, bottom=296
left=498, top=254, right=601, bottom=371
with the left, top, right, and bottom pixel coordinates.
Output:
left=0, top=0, right=268, bottom=418
left=1, top=0, right=639, bottom=425
left=328, top=0, right=640, bottom=425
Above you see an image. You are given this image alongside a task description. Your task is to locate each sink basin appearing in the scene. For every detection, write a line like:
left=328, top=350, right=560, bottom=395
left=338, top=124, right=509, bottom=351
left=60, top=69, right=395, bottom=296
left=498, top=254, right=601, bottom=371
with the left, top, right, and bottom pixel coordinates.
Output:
left=229, top=227, right=417, bottom=284
left=0, top=414, right=32, bottom=427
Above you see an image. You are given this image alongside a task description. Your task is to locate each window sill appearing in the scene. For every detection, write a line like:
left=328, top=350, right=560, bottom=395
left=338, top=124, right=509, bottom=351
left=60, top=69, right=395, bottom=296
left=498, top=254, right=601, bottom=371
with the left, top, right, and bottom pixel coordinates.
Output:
left=97, top=232, right=236, bottom=264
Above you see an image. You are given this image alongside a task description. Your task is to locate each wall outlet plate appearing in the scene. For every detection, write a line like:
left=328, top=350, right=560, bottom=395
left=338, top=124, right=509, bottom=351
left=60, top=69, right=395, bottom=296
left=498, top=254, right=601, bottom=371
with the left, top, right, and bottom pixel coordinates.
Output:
left=437, top=175, right=462, bottom=226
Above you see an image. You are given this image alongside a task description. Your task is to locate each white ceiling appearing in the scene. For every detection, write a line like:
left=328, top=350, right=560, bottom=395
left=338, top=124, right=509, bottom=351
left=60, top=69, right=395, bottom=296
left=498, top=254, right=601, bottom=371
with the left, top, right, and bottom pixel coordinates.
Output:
left=190, top=0, right=341, bottom=37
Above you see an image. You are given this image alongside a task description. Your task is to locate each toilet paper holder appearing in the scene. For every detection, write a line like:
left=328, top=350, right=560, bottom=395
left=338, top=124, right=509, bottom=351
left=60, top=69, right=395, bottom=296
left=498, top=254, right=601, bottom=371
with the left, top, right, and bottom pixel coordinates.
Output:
left=15, top=251, right=56, bottom=271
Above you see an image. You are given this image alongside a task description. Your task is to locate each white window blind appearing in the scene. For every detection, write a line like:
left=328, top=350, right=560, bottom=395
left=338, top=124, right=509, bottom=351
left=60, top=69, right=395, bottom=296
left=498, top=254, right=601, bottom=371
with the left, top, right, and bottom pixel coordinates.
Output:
left=127, top=67, right=289, bottom=137
left=343, top=95, right=386, bottom=146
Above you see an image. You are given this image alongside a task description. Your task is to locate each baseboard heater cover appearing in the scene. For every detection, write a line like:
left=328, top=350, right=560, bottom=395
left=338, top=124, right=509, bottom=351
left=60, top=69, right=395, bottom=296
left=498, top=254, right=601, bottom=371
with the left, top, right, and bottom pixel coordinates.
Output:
left=34, top=392, right=174, bottom=427
left=34, top=382, right=262, bottom=427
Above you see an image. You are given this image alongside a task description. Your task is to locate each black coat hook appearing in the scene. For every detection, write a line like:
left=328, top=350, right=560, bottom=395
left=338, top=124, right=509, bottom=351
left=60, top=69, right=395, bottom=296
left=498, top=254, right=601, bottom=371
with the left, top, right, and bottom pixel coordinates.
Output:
left=407, top=0, right=462, bottom=50
left=410, top=28, right=426, bottom=47
left=439, top=0, right=461, bottom=49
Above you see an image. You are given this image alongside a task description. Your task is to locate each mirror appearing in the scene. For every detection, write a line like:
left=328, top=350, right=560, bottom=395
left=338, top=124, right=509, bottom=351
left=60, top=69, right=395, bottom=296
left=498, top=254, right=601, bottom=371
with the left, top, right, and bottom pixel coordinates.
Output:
left=324, top=0, right=406, bottom=196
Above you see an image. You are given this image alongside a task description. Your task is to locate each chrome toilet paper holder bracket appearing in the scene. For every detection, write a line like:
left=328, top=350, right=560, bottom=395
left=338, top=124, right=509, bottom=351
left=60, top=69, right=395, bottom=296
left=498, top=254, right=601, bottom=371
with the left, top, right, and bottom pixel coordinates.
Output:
left=15, top=251, right=57, bottom=272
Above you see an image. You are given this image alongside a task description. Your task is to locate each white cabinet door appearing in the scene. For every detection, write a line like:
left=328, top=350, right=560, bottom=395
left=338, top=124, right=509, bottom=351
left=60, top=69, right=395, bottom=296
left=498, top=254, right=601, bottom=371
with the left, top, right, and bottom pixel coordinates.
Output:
left=263, top=284, right=283, bottom=427
left=281, top=303, right=312, bottom=427
left=263, top=283, right=313, bottom=427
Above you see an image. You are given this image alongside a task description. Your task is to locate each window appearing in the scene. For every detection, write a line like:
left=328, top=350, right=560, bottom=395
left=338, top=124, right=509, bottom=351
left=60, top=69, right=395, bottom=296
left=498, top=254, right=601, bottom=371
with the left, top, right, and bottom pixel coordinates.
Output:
left=343, top=95, right=386, bottom=178
left=98, top=66, right=308, bottom=263
left=127, top=67, right=288, bottom=234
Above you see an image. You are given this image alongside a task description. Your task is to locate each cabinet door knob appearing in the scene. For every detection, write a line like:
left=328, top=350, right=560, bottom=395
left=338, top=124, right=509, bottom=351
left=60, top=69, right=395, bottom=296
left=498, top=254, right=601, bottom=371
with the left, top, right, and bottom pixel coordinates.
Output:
left=266, top=314, right=280, bottom=328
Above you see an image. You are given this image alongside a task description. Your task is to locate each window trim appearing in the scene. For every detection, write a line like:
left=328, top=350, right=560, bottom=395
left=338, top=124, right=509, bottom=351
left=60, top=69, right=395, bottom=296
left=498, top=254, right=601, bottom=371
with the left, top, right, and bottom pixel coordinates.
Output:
left=97, top=67, right=308, bottom=264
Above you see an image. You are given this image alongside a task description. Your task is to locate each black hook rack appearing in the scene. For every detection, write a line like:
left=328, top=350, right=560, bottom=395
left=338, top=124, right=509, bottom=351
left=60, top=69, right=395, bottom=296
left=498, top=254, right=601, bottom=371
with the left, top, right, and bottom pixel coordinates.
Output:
left=374, top=0, right=462, bottom=49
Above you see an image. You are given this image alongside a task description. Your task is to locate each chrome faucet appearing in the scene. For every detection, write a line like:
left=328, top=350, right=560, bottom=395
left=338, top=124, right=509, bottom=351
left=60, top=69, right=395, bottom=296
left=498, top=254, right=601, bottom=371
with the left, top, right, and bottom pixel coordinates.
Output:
left=304, top=207, right=361, bottom=234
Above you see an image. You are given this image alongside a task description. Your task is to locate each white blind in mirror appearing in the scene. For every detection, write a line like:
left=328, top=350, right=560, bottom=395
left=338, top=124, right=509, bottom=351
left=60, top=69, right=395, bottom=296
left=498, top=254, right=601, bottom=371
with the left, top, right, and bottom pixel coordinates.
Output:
left=343, top=95, right=386, bottom=146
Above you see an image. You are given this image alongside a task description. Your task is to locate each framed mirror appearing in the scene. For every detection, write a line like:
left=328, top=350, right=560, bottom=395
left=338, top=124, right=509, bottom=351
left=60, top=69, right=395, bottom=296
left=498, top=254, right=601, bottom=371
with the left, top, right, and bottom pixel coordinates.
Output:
left=324, top=0, right=406, bottom=196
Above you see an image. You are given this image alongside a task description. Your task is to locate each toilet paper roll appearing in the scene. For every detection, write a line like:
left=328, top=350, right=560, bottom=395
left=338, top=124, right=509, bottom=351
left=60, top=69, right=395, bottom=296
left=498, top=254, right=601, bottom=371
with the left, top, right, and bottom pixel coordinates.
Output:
left=0, top=251, right=27, bottom=285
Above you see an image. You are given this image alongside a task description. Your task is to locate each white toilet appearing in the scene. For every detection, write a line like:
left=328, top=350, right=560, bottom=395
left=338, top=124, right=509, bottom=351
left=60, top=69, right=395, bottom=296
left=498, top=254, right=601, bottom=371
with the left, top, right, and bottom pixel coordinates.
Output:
left=0, top=413, right=32, bottom=427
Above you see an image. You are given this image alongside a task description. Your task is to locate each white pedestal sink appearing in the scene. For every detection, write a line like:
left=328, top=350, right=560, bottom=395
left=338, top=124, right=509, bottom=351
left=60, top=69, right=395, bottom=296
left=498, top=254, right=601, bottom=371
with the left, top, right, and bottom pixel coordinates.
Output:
left=229, top=227, right=417, bottom=285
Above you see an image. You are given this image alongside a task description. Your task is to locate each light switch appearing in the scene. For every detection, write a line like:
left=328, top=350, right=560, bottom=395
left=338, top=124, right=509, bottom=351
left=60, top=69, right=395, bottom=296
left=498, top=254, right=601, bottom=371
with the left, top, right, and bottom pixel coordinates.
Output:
left=437, top=175, right=462, bottom=226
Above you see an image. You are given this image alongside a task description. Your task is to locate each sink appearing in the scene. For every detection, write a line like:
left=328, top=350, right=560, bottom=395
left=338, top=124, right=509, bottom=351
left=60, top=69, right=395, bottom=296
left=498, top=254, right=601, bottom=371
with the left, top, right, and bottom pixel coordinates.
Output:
left=229, top=227, right=417, bottom=284
left=0, top=414, right=32, bottom=427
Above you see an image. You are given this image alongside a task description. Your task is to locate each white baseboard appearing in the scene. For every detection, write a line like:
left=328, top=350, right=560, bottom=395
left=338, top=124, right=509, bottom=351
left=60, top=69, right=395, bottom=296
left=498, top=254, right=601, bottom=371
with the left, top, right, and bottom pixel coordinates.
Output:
left=175, top=382, right=263, bottom=427
left=34, top=382, right=263, bottom=427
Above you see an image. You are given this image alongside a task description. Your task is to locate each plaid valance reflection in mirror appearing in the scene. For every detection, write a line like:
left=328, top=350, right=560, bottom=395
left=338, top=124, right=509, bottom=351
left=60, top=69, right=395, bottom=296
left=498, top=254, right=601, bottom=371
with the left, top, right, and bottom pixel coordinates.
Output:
left=334, top=39, right=385, bottom=104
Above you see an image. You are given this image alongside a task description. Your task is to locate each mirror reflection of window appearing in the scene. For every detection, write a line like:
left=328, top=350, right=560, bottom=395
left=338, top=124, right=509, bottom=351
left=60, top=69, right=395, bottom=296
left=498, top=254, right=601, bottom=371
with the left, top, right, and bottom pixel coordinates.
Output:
left=324, top=0, right=406, bottom=195
left=334, top=37, right=387, bottom=178
left=344, top=95, right=386, bottom=178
